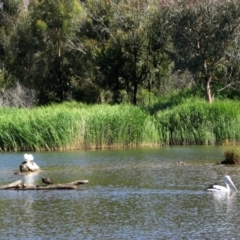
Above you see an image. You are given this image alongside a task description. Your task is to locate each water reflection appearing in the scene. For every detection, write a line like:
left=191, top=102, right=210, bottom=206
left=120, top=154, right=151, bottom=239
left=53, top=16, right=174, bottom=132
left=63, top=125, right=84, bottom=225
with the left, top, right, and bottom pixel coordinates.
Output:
left=22, top=172, right=40, bottom=186
left=210, top=191, right=237, bottom=201
left=209, top=191, right=238, bottom=217
left=22, top=194, right=35, bottom=237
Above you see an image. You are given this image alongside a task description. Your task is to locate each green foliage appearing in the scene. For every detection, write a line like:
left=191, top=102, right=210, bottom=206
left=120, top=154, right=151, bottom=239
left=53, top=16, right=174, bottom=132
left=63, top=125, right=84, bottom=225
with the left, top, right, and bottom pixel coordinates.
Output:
left=0, top=102, right=159, bottom=151
left=154, top=99, right=240, bottom=145
left=136, top=89, right=159, bottom=109
left=35, top=20, right=47, bottom=33
left=1, top=99, right=240, bottom=151
left=1, top=0, right=240, bottom=105
left=26, top=0, right=84, bottom=103
left=80, top=0, right=172, bottom=105
left=0, top=0, right=22, bottom=19
left=169, top=0, right=240, bottom=102
left=0, top=105, right=80, bottom=151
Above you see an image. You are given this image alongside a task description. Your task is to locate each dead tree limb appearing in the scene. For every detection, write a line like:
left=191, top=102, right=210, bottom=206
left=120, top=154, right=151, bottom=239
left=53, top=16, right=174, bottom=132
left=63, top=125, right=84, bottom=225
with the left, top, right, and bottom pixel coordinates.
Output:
left=0, top=179, right=88, bottom=190
left=18, top=184, right=77, bottom=190
left=0, top=180, right=22, bottom=189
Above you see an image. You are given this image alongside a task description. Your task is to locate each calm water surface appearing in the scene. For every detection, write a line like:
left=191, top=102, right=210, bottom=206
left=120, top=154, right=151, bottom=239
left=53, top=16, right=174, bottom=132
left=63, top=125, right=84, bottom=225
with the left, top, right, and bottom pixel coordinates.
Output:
left=0, top=146, right=240, bottom=240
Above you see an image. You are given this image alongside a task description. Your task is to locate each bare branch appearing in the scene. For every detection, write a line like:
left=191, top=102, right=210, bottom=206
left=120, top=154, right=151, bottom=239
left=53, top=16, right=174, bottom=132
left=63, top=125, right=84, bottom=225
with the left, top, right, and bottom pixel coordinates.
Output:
left=68, top=39, right=87, bottom=54
left=0, top=82, right=37, bottom=108
left=217, top=82, right=240, bottom=92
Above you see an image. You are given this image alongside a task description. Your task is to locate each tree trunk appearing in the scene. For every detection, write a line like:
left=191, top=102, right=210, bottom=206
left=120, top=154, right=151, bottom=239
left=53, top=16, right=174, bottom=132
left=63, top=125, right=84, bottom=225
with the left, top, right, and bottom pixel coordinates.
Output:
left=204, top=77, right=212, bottom=103
left=148, top=78, right=152, bottom=93
left=133, top=81, right=137, bottom=105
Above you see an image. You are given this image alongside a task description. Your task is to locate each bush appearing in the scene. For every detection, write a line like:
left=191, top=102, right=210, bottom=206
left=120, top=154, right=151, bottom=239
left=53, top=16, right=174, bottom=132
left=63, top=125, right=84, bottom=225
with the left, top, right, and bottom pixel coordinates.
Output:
left=222, top=142, right=240, bottom=164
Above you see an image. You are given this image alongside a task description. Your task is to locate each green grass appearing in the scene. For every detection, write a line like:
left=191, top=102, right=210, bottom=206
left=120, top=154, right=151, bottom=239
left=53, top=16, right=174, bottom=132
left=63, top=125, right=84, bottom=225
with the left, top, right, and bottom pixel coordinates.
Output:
left=1, top=99, right=240, bottom=151
left=0, top=102, right=158, bottom=151
left=155, top=99, right=240, bottom=145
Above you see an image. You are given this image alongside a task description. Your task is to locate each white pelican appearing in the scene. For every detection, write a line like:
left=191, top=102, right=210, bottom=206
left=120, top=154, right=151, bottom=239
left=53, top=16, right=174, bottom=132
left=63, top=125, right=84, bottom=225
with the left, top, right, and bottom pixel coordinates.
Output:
left=23, top=153, right=39, bottom=169
left=204, top=175, right=237, bottom=193
left=24, top=153, right=34, bottom=163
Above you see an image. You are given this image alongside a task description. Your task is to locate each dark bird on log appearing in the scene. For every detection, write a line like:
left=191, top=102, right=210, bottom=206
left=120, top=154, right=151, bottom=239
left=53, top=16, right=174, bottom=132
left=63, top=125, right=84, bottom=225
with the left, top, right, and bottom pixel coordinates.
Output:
left=42, top=177, right=54, bottom=184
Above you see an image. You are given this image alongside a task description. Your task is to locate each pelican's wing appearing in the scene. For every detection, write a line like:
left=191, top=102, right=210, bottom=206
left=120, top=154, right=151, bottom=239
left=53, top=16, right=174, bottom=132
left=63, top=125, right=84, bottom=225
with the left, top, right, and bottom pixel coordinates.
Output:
left=204, top=183, right=218, bottom=190
left=205, top=184, right=228, bottom=192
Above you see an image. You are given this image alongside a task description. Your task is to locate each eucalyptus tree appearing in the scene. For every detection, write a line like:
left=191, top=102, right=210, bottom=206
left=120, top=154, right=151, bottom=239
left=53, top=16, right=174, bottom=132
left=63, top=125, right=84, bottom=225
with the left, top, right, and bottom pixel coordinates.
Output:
left=69, top=0, right=115, bottom=103
left=223, top=41, right=240, bottom=98
left=72, top=0, right=174, bottom=104
left=109, top=0, right=157, bottom=105
left=169, top=0, right=240, bottom=103
left=145, top=3, right=173, bottom=95
left=29, top=0, right=83, bottom=104
left=4, top=8, right=36, bottom=89
left=85, top=0, right=164, bottom=105
left=0, top=0, right=23, bottom=89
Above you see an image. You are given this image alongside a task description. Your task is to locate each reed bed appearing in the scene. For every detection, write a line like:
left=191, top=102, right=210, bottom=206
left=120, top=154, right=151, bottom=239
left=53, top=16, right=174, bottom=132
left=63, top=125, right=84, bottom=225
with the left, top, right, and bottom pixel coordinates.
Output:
left=0, top=99, right=240, bottom=151
left=0, top=106, right=81, bottom=151
left=155, top=99, right=240, bottom=145
left=0, top=103, right=158, bottom=151
left=82, top=104, right=159, bottom=149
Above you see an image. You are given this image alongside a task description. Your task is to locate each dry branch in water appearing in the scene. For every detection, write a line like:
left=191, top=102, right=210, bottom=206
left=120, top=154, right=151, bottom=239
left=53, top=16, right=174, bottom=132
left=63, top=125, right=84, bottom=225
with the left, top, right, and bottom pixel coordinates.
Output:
left=0, top=179, right=89, bottom=190
left=0, top=180, right=23, bottom=189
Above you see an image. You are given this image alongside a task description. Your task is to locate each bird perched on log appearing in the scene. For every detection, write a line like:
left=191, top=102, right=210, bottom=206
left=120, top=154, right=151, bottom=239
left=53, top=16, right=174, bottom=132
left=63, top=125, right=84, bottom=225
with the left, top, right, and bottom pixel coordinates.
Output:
left=22, top=153, right=34, bottom=164
left=42, top=177, right=54, bottom=184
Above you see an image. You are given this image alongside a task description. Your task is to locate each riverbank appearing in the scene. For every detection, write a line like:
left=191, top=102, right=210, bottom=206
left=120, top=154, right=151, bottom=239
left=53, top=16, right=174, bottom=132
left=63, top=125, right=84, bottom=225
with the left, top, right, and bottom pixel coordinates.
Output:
left=0, top=99, right=240, bottom=151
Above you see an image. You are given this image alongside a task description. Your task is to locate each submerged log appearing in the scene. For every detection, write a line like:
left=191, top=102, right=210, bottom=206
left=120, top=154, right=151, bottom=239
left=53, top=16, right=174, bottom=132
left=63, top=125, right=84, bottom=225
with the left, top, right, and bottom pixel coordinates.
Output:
left=17, top=184, right=77, bottom=190
left=0, top=179, right=88, bottom=190
left=69, top=180, right=89, bottom=185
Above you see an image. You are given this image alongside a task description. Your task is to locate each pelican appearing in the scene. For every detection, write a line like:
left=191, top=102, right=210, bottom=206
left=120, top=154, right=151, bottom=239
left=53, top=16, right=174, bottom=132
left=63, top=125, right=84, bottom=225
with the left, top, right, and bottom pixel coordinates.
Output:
left=42, top=177, right=54, bottom=184
left=23, top=153, right=34, bottom=164
left=204, top=175, right=237, bottom=193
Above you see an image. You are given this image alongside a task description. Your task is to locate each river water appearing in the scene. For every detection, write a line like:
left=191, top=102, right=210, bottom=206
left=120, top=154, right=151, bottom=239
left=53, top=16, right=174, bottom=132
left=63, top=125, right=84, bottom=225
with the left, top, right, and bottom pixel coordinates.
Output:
left=0, top=146, right=240, bottom=240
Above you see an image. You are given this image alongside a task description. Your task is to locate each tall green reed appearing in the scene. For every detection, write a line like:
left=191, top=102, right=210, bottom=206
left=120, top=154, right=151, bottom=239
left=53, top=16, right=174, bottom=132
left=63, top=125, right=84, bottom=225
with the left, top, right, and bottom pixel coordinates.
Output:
left=155, top=99, right=240, bottom=145
left=1, top=99, right=240, bottom=151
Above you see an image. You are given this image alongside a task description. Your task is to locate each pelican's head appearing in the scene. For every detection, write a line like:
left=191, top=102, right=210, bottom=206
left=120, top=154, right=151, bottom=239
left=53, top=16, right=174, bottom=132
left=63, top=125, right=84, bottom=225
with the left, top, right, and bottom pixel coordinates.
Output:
left=224, top=175, right=237, bottom=191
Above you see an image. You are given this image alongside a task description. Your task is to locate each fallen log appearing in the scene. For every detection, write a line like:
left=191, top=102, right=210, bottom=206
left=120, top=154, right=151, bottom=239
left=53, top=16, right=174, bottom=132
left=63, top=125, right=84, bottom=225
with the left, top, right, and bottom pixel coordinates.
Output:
left=0, top=179, right=88, bottom=190
left=0, top=180, right=22, bottom=189
left=18, top=184, right=77, bottom=190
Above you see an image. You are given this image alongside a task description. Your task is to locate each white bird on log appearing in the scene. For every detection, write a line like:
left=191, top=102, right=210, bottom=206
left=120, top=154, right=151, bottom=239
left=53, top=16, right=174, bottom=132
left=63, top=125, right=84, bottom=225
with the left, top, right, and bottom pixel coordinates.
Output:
left=204, top=175, right=237, bottom=193
left=23, top=153, right=34, bottom=164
